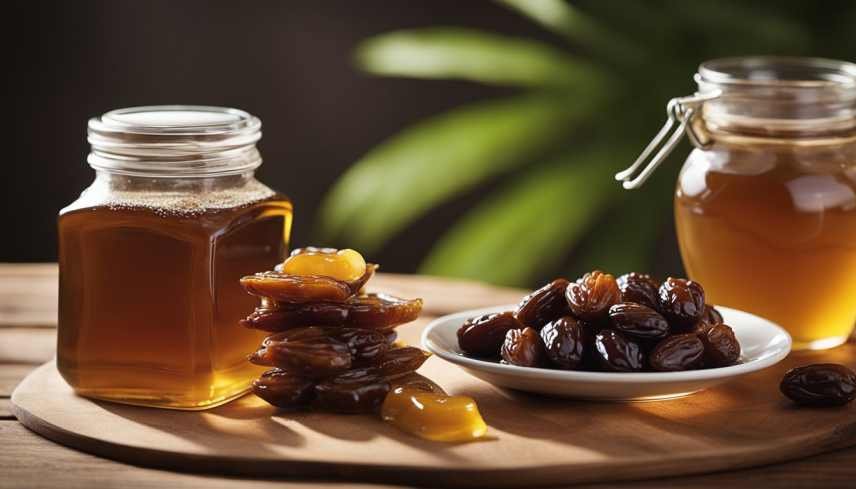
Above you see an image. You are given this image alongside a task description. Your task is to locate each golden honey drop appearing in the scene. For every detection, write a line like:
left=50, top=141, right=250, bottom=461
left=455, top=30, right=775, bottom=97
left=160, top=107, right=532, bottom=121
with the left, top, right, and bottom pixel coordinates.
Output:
left=281, top=248, right=366, bottom=282
left=381, top=386, right=488, bottom=442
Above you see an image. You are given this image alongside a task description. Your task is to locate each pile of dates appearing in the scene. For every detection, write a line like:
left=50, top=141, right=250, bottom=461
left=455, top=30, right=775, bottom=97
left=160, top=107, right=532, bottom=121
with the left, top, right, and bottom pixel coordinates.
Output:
left=458, top=270, right=742, bottom=372
left=240, top=247, right=428, bottom=413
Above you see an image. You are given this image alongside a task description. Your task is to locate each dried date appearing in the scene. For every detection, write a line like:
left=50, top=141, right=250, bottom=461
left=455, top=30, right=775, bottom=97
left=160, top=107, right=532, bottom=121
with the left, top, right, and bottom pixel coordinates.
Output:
left=566, top=270, right=621, bottom=322
left=332, top=328, right=390, bottom=365
left=501, top=327, right=547, bottom=368
left=616, top=273, right=660, bottom=310
left=241, top=272, right=353, bottom=304
left=240, top=302, right=349, bottom=331
left=383, top=330, right=398, bottom=345
left=314, top=368, right=391, bottom=413
left=241, top=292, right=420, bottom=331
left=780, top=363, right=856, bottom=406
left=377, top=347, right=431, bottom=378
left=607, top=302, right=669, bottom=340
left=514, top=279, right=571, bottom=329
left=345, top=293, right=423, bottom=329
left=649, top=334, right=704, bottom=371
left=252, top=368, right=316, bottom=408
left=657, top=277, right=705, bottom=329
left=457, top=311, right=523, bottom=357
left=539, top=316, right=585, bottom=369
left=593, top=329, right=644, bottom=372
left=701, top=304, right=724, bottom=326
left=249, top=327, right=352, bottom=378
left=700, top=323, right=740, bottom=367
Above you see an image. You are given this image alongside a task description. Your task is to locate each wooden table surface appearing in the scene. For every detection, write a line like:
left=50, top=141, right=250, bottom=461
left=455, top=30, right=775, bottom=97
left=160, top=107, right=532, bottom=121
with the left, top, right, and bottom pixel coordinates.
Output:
left=1, top=263, right=854, bottom=489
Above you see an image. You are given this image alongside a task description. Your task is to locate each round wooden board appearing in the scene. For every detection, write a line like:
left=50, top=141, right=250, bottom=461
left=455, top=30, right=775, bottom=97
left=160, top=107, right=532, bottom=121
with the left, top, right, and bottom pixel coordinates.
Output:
left=12, top=317, right=856, bottom=488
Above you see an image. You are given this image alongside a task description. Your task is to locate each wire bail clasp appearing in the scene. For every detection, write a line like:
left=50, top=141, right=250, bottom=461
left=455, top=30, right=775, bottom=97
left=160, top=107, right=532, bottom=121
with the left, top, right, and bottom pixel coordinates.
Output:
left=615, top=90, right=721, bottom=189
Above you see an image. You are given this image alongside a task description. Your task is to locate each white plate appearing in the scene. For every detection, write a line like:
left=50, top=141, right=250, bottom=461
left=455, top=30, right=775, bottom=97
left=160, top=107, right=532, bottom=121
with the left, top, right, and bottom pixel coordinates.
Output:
left=421, top=305, right=791, bottom=401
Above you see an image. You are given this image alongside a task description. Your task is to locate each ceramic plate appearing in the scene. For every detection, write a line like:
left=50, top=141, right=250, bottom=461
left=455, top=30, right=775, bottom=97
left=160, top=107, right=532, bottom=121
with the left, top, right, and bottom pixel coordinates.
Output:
left=421, top=305, right=791, bottom=401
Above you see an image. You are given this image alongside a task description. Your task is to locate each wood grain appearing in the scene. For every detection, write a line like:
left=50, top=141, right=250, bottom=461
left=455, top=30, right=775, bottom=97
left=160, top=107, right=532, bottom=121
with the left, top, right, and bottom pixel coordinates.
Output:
left=0, top=263, right=58, bottom=327
left=2, top=421, right=855, bottom=489
left=0, top=399, right=13, bottom=420
left=0, top=423, right=395, bottom=489
left=12, top=340, right=856, bottom=488
left=0, top=328, right=56, bottom=364
left=0, top=364, right=34, bottom=395
left=3, top=263, right=856, bottom=488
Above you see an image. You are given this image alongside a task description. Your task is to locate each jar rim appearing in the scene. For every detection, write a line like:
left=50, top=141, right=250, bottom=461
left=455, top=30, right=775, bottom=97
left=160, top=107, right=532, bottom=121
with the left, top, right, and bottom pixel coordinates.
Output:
left=87, top=105, right=263, bottom=177
left=697, top=56, right=856, bottom=89
left=91, top=105, right=261, bottom=136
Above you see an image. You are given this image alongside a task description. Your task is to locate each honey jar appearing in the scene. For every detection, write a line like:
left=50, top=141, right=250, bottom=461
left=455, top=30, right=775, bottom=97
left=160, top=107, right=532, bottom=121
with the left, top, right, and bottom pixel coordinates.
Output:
left=57, top=106, right=292, bottom=409
left=618, top=57, right=856, bottom=350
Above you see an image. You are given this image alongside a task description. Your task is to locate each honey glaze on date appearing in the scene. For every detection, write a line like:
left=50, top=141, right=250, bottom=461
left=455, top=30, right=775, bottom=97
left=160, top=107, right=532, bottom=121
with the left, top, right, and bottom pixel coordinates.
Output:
left=241, top=247, right=488, bottom=442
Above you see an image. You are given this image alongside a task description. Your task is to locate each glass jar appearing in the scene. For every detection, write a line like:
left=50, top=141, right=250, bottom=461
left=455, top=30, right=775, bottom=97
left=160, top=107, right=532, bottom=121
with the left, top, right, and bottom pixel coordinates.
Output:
left=619, top=57, right=856, bottom=350
left=57, top=106, right=293, bottom=409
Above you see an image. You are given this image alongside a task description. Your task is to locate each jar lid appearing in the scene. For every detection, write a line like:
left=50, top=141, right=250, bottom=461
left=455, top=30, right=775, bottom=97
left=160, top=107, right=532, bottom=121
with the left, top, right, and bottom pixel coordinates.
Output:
left=698, top=57, right=856, bottom=89
left=87, top=105, right=263, bottom=177
left=616, top=56, right=856, bottom=189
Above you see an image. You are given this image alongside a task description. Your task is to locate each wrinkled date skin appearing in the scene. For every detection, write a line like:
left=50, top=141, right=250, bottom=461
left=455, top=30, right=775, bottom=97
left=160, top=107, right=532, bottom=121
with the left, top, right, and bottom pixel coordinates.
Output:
left=701, top=304, right=724, bottom=326
left=566, top=271, right=621, bottom=323
left=383, top=330, right=398, bottom=345
left=501, top=327, right=547, bottom=368
left=616, top=273, right=660, bottom=310
left=240, top=302, right=350, bottom=331
left=458, top=311, right=523, bottom=357
left=514, top=279, right=572, bottom=329
left=658, top=277, right=705, bottom=330
left=780, top=363, right=856, bottom=407
left=314, top=368, right=391, bottom=413
left=607, top=302, right=669, bottom=340
left=252, top=368, right=316, bottom=409
left=700, top=323, right=740, bottom=367
left=377, top=347, right=431, bottom=378
left=346, top=293, right=423, bottom=329
left=241, top=272, right=354, bottom=304
left=249, top=327, right=352, bottom=378
left=649, top=334, right=704, bottom=371
left=241, top=293, right=421, bottom=331
left=332, top=328, right=390, bottom=365
left=593, top=329, right=644, bottom=372
left=539, top=316, right=585, bottom=369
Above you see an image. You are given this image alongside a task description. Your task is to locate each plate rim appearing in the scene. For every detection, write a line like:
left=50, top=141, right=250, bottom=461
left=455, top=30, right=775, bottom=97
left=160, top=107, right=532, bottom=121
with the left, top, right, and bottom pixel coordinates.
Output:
left=421, top=304, right=792, bottom=384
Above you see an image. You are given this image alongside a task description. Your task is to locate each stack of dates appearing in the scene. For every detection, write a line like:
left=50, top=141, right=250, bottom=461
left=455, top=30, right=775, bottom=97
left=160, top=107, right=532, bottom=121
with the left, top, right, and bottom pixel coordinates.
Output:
left=240, top=248, right=428, bottom=413
left=458, top=270, right=742, bottom=372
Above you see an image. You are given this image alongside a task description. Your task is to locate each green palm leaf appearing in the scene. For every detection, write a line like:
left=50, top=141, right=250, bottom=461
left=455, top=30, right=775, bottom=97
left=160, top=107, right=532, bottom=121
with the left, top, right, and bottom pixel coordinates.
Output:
left=420, top=146, right=629, bottom=286
left=496, top=0, right=644, bottom=65
left=567, top=177, right=673, bottom=279
left=355, top=27, right=606, bottom=88
left=316, top=93, right=602, bottom=252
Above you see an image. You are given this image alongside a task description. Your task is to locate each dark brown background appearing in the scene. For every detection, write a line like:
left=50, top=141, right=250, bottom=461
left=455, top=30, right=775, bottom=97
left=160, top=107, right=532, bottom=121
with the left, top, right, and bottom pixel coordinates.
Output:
left=7, top=2, right=540, bottom=266
left=7, top=1, right=853, bottom=277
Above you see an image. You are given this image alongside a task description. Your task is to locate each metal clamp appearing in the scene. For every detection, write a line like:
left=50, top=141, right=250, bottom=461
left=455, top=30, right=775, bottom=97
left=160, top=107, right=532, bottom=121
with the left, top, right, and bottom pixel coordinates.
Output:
left=615, top=90, right=721, bottom=189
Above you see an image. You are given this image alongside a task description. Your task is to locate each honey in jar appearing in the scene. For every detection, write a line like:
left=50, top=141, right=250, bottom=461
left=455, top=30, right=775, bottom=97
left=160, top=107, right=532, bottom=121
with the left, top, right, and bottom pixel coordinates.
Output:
left=620, top=57, right=856, bottom=350
left=676, top=143, right=856, bottom=350
left=57, top=106, right=292, bottom=409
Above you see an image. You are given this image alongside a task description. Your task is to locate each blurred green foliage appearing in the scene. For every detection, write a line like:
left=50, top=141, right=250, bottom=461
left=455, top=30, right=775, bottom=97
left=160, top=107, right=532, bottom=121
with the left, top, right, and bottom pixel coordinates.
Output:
left=317, top=0, right=856, bottom=287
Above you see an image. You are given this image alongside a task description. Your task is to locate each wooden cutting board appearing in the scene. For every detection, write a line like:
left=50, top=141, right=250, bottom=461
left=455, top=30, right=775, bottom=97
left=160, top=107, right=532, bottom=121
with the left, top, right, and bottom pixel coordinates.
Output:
left=11, top=315, right=856, bottom=489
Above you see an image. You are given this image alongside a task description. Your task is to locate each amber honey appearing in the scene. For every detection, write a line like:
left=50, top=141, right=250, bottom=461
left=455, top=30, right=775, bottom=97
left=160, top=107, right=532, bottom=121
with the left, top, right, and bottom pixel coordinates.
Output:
left=58, top=187, right=292, bottom=409
left=675, top=146, right=856, bottom=349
